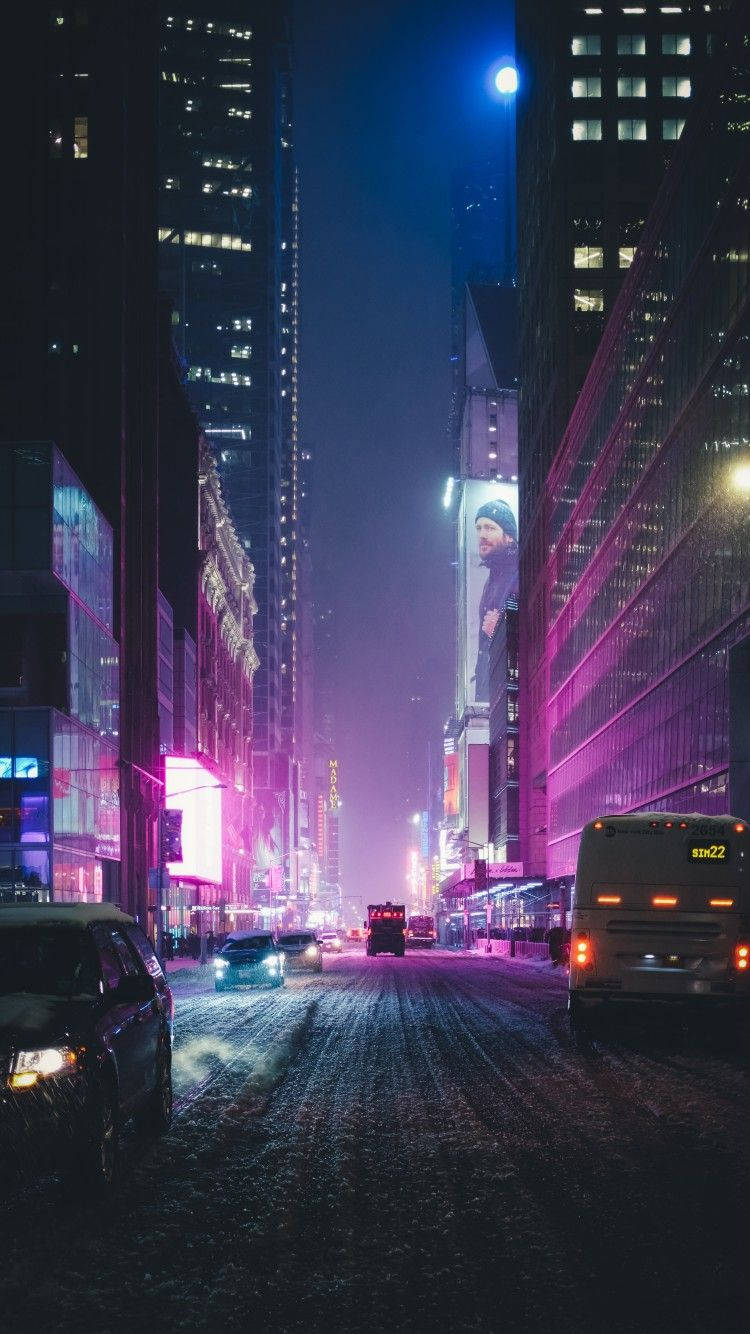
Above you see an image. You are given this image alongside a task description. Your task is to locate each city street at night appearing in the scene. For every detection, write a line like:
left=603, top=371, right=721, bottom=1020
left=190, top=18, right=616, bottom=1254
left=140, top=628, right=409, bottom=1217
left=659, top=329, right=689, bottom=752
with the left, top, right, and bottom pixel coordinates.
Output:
left=3, top=1, right=750, bottom=1329
left=3, top=949, right=750, bottom=1334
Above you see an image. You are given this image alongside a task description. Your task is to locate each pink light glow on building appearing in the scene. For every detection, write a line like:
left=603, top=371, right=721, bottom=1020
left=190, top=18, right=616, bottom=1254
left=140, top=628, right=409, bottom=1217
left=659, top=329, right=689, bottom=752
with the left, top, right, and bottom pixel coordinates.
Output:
left=165, top=755, right=222, bottom=885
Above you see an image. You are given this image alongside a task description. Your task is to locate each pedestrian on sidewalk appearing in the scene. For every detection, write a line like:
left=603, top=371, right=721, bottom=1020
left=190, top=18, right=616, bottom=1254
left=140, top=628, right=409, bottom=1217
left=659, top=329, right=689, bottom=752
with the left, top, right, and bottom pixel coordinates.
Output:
left=207, top=928, right=215, bottom=957
left=547, top=925, right=564, bottom=967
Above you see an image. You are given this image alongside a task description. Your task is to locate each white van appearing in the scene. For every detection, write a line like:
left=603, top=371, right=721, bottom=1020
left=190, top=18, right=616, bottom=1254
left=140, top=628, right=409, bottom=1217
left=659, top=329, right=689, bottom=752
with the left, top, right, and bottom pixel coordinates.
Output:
left=569, top=812, right=750, bottom=1034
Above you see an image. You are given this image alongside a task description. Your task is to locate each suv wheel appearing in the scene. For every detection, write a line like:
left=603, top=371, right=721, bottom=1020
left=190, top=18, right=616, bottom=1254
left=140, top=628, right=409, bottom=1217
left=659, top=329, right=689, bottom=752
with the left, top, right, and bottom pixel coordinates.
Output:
left=139, top=1043, right=173, bottom=1132
left=72, top=1077, right=119, bottom=1195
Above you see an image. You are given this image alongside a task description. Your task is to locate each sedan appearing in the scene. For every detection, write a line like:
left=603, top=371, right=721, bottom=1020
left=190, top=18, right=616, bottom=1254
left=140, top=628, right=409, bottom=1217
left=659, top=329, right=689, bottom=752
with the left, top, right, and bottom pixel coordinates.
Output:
left=277, top=931, right=323, bottom=973
left=213, top=932, right=285, bottom=991
left=318, top=931, right=343, bottom=954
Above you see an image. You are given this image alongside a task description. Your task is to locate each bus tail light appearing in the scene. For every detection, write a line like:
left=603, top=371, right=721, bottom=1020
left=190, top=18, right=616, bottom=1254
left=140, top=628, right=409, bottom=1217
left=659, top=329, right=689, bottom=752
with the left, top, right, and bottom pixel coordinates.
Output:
left=574, top=932, right=591, bottom=968
left=709, top=898, right=734, bottom=909
left=597, top=894, right=621, bottom=905
left=652, top=896, right=678, bottom=908
left=734, top=943, right=750, bottom=972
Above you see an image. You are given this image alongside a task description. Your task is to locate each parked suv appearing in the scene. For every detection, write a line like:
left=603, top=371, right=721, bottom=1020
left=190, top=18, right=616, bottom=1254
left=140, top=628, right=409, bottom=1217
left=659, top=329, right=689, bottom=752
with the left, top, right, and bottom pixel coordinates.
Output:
left=0, top=903, right=173, bottom=1193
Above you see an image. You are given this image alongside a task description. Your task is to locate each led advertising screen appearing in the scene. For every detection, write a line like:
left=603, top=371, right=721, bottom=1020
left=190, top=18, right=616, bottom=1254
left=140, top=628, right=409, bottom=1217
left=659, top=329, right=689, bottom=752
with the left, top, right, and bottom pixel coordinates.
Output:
left=165, top=755, right=222, bottom=885
left=459, top=479, right=518, bottom=709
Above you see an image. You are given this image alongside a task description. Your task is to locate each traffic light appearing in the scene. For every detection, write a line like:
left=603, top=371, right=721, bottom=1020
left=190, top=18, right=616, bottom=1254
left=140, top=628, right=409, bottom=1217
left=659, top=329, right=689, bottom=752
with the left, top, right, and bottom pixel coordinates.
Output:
left=474, top=858, right=488, bottom=893
left=161, top=808, right=183, bottom=865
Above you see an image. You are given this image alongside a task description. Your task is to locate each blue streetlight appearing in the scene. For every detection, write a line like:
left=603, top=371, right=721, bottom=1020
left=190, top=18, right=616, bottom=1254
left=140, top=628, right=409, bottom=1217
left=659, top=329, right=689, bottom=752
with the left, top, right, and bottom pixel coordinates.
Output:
left=495, top=64, right=518, bottom=96
left=487, top=57, right=519, bottom=101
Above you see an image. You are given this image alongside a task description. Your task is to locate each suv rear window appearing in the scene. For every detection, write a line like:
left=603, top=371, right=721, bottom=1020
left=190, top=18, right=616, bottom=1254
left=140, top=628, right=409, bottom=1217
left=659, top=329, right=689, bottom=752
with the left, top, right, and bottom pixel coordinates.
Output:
left=279, top=934, right=314, bottom=945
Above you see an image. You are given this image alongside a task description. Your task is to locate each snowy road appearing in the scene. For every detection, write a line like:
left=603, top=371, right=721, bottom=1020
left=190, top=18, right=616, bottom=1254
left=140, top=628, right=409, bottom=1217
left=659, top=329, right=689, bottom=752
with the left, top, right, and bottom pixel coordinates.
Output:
left=2, top=948, right=750, bottom=1333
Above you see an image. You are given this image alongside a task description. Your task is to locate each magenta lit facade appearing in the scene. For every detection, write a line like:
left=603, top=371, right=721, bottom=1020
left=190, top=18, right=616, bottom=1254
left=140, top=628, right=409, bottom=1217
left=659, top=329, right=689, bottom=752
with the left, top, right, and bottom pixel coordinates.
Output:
left=544, top=45, right=750, bottom=878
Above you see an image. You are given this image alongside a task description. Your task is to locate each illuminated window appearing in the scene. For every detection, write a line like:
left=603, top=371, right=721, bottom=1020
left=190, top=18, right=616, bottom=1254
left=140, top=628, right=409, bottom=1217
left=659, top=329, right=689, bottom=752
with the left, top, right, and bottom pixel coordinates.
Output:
left=571, top=35, right=601, bottom=56
left=662, top=76, right=691, bottom=97
left=617, top=33, right=646, bottom=54
left=232, top=318, right=252, bottom=331
left=618, top=76, right=646, bottom=97
left=73, top=115, right=88, bottom=159
left=163, top=176, right=179, bottom=190
left=158, top=228, right=251, bottom=252
left=618, top=118, right=647, bottom=139
left=230, top=345, right=251, bottom=359
left=662, top=33, right=690, bottom=54
left=572, top=119, right=602, bottom=141
left=572, top=76, right=601, bottom=98
left=662, top=117, right=686, bottom=139
left=574, top=245, right=603, bottom=268
left=619, top=245, right=636, bottom=267
left=573, top=289, right=604, bottom=312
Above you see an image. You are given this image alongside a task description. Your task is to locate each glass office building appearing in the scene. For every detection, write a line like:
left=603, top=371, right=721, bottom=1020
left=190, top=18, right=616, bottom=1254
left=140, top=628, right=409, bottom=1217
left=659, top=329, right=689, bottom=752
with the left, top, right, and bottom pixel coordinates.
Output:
left=545, top=39, right=750, bottom=879
left=0, top=445, right=120, bottom=902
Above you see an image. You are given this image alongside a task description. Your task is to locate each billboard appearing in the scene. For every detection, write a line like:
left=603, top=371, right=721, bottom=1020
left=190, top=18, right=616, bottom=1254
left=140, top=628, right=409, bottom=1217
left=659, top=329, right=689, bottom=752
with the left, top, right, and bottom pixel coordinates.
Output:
left=459, top=479, right=518, bottom=709
left=165, top=755, right=222, bottom=885
left=444, top=752, right=459, bottom=818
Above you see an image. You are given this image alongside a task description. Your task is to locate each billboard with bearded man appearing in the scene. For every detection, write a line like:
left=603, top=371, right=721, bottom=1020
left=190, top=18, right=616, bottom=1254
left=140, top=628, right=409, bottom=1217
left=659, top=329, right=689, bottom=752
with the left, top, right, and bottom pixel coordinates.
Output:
left=458, top=479, right=518, bottom=710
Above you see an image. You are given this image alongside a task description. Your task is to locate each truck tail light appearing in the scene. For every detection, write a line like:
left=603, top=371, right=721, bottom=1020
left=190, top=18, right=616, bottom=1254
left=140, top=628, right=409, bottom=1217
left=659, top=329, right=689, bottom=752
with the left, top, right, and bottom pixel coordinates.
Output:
left=734, top=942, right=750, bottom=972
left=574, top=932, right=591, bottom=968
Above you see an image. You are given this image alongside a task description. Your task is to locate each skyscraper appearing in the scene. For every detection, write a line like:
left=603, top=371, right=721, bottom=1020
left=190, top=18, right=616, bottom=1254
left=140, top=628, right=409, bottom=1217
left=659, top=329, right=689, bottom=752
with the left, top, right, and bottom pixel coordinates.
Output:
left=515, top=0, right=719, bottom=880
left=544, top=17, right=750, bottom=878
left=2, top=1, right=162, bottom=923
left=158, top=3, right=302, bottom=904
left=449, top=159, right=511, bottom=456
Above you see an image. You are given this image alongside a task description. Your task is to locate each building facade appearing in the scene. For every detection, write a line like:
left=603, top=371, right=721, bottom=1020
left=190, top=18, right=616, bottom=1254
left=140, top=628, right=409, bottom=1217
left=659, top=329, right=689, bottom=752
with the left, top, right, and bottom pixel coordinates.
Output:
left=197, top=441, right=258, bottom=913
left=0, top=445, right=120, bottom=904
left=544, top=21, right=750, bottom=880
left=3, top=2, right=162, bottom=925
left=489, top=603, right=520, bottom=862
left=516, top=0, right=720, bottom=880
left=158, top=2, right=302, bottom=908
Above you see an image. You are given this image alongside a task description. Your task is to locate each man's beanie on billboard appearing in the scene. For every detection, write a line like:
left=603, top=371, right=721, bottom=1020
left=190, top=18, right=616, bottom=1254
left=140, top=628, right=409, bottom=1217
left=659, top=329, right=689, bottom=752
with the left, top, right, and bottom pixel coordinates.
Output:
left=475, top=499, right=517, bottom=542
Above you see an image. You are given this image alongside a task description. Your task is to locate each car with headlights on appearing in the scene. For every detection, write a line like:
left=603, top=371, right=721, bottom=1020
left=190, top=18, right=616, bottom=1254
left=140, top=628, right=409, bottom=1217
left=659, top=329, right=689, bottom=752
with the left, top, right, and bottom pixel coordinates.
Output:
left=0, top=903, right=173, bottom=1195
left=213, top=931, right=285, bottom=991
left=276, top=931, right=323, bottom=973
left=318, top=930, right=343, bottom=954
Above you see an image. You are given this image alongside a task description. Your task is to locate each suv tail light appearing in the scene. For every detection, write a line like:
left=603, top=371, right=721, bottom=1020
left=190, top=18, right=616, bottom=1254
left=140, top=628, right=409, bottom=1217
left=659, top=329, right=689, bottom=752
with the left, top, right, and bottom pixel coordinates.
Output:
left=574, top=932, right=591, bottom=968
left=734, top=942, right=750, bottom=972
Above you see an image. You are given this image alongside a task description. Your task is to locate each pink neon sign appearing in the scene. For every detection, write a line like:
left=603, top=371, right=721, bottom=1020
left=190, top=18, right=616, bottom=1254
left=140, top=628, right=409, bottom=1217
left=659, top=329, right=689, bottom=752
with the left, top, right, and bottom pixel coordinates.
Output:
left=165, top=755, right=222, bottom=885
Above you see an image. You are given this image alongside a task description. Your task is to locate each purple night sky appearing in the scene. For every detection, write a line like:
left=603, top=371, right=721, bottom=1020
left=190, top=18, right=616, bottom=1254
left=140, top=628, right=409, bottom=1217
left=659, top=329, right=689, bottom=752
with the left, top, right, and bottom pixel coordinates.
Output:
left=296, top=0, right=514, bottom=905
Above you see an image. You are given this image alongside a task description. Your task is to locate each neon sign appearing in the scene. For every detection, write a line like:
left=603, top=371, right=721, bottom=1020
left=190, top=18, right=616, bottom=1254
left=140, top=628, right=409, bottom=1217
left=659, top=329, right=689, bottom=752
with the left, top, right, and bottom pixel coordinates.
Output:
left=328, top=759, right=340, bottom=811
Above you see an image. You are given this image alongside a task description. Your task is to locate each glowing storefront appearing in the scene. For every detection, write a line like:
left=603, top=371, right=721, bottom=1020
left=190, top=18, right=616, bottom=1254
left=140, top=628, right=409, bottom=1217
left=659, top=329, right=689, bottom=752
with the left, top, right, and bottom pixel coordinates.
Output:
left=0, top=445, right=120, bottom=902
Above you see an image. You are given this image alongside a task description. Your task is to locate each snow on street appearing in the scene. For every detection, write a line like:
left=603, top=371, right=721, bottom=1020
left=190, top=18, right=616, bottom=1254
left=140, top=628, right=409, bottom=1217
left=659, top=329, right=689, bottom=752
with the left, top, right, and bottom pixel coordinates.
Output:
left=2, top=948, right=750, bottom=1333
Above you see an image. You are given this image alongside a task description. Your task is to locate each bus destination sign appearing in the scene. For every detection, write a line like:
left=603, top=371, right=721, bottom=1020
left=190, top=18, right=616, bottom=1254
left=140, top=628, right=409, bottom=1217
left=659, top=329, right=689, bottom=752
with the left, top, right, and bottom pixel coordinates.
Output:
left=687, top=840, right=730, bottom=863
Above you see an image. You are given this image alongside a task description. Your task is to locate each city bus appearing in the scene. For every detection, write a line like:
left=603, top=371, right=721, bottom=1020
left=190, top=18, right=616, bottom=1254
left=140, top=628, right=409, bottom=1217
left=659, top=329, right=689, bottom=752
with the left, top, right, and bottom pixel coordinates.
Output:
left=569, top=812, right=750, bottom=1035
